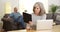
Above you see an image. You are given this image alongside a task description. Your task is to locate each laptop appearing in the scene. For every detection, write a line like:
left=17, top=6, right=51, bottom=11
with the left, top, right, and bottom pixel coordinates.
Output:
left=23, top=12, right=32, bottom=23
left=36, top=19, right=53, bottom=30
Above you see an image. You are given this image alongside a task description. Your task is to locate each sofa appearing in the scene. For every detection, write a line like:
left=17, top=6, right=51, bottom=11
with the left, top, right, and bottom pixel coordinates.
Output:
left=1, top=14, right=19, bottom=31
left=1, top=13, right=60, bottom=31
left=46, top=13, right=60, bottom=25
left=1, top=14, right=26, bottom=31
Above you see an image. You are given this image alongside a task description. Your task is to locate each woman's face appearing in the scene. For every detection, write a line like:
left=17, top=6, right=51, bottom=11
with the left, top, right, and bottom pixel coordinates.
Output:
left=34, top=4, right=40, bottom=15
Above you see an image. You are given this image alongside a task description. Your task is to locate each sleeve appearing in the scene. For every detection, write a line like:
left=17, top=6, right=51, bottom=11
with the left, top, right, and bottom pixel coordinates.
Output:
left=18, top=12, right=21, bottom=16
left=9, top=13, right=14, bottom=18
left=42, top=14, right=46, bottom=20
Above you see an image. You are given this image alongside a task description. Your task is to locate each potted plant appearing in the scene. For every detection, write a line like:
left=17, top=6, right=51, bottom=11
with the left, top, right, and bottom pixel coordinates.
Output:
left=49, top=4, right=59, bottom=21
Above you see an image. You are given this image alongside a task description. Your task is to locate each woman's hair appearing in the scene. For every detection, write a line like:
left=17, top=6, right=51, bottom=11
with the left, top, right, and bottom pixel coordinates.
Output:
left=33, top=2, right=46, bottom=16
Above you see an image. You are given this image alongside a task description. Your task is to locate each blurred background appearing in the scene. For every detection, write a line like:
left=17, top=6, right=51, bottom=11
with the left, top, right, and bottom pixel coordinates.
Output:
left=0, top=0, right=60, bottom=32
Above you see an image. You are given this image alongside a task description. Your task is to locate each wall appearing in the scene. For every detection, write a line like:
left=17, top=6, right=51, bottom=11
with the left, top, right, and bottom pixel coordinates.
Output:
left=48, top=0, right=60, bottom=6
left=0, top=0, right=19, bottom=19
left=19, top=0, right=48, bottom=14
left=48, top=0, right=60, bottom=13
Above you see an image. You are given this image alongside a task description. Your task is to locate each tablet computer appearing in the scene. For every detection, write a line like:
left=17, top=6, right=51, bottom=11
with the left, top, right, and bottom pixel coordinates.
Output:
left=23, top=12, right=32, bottom=23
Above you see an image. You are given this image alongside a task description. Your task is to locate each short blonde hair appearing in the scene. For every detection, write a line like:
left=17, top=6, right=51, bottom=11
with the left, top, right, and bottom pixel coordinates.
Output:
left=33, top=2, right=46, bottom=16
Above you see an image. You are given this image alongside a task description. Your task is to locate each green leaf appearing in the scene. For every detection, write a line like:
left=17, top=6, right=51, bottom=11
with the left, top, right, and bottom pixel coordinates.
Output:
left=49, top=4, right=59, bottom=13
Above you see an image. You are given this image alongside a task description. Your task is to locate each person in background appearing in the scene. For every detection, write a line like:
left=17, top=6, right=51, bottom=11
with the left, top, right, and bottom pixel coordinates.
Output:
left=10, top=7, right=21, bottom=22
left=10, top=7, right=26, bottom=29
left=26, top=2, right=46, bottom=30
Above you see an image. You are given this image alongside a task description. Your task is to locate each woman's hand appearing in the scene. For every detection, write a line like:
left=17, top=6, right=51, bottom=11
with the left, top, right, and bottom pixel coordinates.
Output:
left=29, top=21, right=33, bottom=26
left=26, top=21, right=33, bottom=30
left=26, top=23, right=32, bottom=30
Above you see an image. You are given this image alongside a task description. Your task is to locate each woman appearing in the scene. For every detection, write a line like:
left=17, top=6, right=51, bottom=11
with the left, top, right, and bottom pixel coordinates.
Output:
left=26, top=2, right=46, bottom=30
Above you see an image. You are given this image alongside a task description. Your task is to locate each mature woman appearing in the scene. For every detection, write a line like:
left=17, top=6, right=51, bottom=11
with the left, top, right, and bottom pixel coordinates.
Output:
left=26, top=2, right=46, bottom=30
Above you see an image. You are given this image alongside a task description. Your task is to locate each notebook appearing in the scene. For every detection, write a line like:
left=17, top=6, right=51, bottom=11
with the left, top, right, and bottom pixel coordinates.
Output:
left=36, top=19, right=53, bottom=30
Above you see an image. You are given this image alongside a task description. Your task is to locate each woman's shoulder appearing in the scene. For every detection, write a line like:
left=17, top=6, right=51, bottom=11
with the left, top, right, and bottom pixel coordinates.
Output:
left=42, top=14, right=46, bottom=17
left=31, top=13, right=35, bottom=15
left=31, top=13, right=46, bottom=16
left=43, top=14, right=46, bottom=16
left=31, top=13, right=36, bottom=17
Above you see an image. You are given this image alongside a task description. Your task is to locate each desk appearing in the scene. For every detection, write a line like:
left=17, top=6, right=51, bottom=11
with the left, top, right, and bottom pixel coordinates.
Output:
left=8, top=25, right=60, bottom=32
left=8, top=30, right=26, bottom=32
left=53, top=25, right=60, bottom=32
left=27, top=29, right=52, bottom=32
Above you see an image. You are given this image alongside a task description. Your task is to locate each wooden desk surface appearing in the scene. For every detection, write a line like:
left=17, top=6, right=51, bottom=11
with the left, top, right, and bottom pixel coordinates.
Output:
left=7, top=25, right=60, bottom=32
left=0, top=29, right=53, bottom=32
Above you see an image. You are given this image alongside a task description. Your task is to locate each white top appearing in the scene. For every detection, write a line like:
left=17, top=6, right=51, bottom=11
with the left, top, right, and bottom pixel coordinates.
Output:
left=32, top=13, right=46, bottom=25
